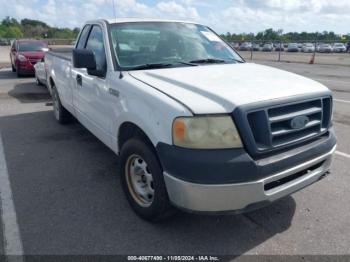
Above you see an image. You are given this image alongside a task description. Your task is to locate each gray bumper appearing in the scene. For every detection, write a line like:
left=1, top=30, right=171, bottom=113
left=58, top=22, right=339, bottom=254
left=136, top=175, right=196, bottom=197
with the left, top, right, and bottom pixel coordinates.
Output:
left=164, top=145, right=335, bottom=212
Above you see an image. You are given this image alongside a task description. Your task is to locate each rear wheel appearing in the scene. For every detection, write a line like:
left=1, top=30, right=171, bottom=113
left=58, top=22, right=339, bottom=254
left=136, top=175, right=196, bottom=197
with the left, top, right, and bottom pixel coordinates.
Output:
left=51, top=85, right=72, bottom=124
left=120, top=139, right=175, bottom=222
left=35, top=74, right=41, bottom=86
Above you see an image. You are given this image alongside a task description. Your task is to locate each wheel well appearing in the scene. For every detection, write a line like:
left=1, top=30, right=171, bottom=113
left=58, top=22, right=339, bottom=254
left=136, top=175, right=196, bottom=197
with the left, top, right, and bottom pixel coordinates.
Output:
left=118, top=122, right=154, bottom=152
left=49, top=77, right=55, bottom=88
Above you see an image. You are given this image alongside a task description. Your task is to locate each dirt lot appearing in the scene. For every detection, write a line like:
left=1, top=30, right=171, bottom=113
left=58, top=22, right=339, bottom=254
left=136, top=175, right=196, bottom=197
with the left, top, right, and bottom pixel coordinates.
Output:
left=0, top=46, right=10, bottom=68
left=239, top=50, right=350, bottom=66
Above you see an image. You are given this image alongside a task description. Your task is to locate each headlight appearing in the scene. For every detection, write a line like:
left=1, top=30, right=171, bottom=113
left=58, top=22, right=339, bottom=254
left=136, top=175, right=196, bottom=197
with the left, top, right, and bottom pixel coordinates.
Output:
left=17, top=54, right=27, bottom=62
left=172, top=116, right=242, bottom=149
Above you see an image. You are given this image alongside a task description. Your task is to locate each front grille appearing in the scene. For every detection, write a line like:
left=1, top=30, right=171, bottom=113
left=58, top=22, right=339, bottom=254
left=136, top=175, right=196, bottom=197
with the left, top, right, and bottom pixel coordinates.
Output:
left=244, top=97, right=332, bottom=154
left=29, top=58, right=40, bottom=65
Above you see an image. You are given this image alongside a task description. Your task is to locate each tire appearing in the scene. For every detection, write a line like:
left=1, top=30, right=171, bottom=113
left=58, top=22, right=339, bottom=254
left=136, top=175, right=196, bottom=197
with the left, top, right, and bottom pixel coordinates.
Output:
left=16, top=70, right=22, bottom=77
left=51, top=85, right=72, bottom=124
left=35, top=74, right=42, bottom=86
left=120, top=139, right=175, bottom=222
left=11, top=64, right=16, bottom=72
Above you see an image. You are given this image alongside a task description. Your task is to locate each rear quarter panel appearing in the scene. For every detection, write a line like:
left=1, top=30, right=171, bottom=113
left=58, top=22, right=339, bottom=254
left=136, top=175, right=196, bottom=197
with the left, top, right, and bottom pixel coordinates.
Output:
left=46, top=53, right=74, bottom=114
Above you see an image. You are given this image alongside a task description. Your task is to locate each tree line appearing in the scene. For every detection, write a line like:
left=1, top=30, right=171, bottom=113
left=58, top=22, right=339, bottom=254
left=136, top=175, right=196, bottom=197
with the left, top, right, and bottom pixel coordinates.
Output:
left=0, top=17, right=80, bottom=39
left=1, top=17, right=349, bottom=43
left=220, top=28, right=349, bottom=43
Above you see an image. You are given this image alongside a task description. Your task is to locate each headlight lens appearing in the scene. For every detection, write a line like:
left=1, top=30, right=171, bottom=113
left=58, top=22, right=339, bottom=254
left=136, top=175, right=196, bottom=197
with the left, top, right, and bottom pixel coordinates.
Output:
left=17, top=54, right=27, bottom=62
left=172, top=116, right=242, bottom=149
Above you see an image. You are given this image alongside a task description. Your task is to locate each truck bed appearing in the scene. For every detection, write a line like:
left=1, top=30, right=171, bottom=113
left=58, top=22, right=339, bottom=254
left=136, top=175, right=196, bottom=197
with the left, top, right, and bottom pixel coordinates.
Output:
left=47, top=48, right=72, bottom=61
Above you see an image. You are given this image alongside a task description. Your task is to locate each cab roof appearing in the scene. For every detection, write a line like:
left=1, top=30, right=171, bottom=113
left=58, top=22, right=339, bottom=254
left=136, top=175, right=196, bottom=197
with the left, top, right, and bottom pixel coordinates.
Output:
left=87, top=18, right=200, bottom=26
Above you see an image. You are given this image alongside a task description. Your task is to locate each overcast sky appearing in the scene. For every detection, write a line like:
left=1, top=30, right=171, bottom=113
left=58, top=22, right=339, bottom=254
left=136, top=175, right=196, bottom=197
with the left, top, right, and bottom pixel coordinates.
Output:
left=1, top=0, right=349, bottom=34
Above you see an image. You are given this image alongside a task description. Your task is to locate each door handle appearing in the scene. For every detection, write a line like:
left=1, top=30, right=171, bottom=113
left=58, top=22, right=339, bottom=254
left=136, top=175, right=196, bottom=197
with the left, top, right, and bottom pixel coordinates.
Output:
left=108, top=88, right=119, bottom=97
left=76, top=74, right=82, bottom=87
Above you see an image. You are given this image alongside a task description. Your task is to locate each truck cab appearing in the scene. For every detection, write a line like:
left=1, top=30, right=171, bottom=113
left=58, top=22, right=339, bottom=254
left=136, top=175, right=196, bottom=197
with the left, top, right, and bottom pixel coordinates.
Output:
left=45, top=19, right=336, bottom=221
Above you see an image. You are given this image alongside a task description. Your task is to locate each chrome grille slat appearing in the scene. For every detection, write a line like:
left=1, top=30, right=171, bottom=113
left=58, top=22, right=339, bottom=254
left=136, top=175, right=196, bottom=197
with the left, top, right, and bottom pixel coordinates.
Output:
left=271, top=119, right=321, bottom=136
left=268, top=107, right=322, bottom=123
left=245, top=96, right=332, bottom=154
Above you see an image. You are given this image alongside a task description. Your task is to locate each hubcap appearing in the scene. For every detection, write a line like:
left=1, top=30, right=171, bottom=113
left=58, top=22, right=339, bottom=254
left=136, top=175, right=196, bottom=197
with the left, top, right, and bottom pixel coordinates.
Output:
left=125, top=155, right=154, bottom=207
left=53, top=89, right=60, bottom=120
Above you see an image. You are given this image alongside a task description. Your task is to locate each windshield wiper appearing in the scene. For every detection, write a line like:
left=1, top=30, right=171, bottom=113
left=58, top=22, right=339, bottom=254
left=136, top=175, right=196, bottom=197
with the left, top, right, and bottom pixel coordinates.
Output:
left=129, top=61, right=198, bottom=70
left=130, top=63, right=173, bottom=70
left=174, top=61, right=198, bottom=66
left=189, top=58, right=226, bottom=64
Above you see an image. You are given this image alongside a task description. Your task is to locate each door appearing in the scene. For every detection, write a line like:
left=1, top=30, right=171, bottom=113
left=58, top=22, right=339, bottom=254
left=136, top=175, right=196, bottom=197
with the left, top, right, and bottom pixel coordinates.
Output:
left=73, top=24, right=115, bottom=146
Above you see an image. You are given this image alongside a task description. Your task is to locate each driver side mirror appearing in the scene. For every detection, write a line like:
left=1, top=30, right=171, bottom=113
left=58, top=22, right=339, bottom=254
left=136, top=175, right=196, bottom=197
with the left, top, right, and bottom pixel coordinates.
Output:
left=72, top=49, right=105, bottom=78
left=73, top=49, right=96, bottom=69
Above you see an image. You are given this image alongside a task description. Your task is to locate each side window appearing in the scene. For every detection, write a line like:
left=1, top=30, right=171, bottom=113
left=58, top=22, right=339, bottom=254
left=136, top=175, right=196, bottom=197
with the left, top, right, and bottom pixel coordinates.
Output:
left=85, top=25, right=107, bottom=72
left=76, top=25, right=91, bottom=49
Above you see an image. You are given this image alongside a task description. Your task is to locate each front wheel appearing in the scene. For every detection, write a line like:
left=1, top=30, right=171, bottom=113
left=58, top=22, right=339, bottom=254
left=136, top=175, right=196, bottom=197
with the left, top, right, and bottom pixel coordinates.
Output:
left=120, top=139, right=175, bottom=222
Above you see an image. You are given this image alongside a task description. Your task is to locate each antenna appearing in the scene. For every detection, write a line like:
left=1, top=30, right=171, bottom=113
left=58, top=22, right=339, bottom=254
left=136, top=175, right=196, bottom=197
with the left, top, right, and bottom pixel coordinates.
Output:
left=112, top=0, right=116, bottom=21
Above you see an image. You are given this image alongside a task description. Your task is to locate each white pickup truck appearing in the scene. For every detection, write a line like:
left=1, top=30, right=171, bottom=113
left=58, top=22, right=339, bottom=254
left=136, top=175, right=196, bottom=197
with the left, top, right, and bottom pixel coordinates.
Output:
left=45, top=18, right=336, bottom=221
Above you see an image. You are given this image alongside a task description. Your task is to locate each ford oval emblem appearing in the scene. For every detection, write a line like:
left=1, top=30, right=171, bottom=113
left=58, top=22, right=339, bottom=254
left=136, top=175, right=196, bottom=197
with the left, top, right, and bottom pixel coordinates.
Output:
left=290, top=115, right=309, bottom=129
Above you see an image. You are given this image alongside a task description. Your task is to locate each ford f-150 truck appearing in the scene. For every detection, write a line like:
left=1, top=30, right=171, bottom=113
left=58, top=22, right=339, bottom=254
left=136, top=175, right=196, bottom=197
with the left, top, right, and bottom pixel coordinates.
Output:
left=45, top=19, right=336, bottom=221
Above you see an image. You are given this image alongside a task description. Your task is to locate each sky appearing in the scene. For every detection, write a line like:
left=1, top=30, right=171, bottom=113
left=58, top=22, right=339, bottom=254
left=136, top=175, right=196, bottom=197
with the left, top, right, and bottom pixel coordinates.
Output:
left=1, top=0, right=349, bottom=34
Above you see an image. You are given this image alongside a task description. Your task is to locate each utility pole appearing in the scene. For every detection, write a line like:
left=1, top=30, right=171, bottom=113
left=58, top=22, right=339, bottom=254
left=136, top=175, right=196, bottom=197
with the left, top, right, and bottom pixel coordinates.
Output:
left=112, top=0, right=117, bottom=21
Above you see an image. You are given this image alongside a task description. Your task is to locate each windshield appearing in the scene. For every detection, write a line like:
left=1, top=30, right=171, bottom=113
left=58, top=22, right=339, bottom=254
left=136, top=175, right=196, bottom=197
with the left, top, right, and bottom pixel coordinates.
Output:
left=18, top=42, right=47, bottom=52
left=109, top=22, right=244, bottom=70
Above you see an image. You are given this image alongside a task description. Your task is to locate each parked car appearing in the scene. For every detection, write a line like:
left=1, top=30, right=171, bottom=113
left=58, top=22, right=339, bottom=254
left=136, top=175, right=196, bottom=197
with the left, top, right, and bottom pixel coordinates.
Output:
left=318, top=43, right=333, bottom=53
left=34, top=58, right=47, bottom=86
left=332, top=43, right=346, bottom=53
left=301, top=43, right=315, bottom=53
left=45, top=19, right=336, bottom=221
left=274, top=43, right=284, bottom=51
left=0, top=39, right=10, bottom=46
left=252, top=43, right=260, bottom=51
left=231, top=42, right=240, bottom=49
left=287, top=43, right=299, bottom=52
left=262, top=43, right=273, bottom=51
left=10, top=39, right=49, bottom=77
left=239, top=42, right=252, bottom=51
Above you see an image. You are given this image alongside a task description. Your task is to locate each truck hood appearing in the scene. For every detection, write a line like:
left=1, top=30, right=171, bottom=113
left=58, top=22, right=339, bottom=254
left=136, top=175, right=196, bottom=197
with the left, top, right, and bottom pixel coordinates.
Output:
left=129, top=63, right=330, bottom=114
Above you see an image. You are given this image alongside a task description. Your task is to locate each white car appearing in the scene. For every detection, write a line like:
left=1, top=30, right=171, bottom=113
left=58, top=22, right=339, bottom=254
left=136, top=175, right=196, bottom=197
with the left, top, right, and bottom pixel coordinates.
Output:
left=301, top=43, right=315, bottom=53
left=287, top=43, right=299, bottom=52
left=33, top=58, right=47, bottom=86
left=318, top=44, right=333, bottom=53
left=45, top=19, right=336, bottom=221
left=333, top=43, right=346, bottom=53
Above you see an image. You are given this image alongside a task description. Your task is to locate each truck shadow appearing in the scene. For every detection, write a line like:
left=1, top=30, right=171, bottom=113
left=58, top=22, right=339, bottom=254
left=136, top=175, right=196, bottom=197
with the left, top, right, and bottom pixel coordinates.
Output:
left=8, top=82, right=51, bottom=104
left=0, top=69, right=50, bottom=104
left=0, top=110, right=296, bottom=256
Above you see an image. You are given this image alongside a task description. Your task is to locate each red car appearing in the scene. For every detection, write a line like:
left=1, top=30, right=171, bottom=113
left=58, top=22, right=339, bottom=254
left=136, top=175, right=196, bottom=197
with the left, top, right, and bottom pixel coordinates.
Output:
left=10, top=39, right=48, bottom=77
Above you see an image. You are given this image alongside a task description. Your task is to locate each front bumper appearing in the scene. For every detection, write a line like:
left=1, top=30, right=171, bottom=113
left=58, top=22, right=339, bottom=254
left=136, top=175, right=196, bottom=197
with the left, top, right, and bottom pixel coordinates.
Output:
left=15, top=60, right=35, bottom=74
left=164, top=146, right=334, bottom=212
left=157, top=131, right=336, bottom=212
